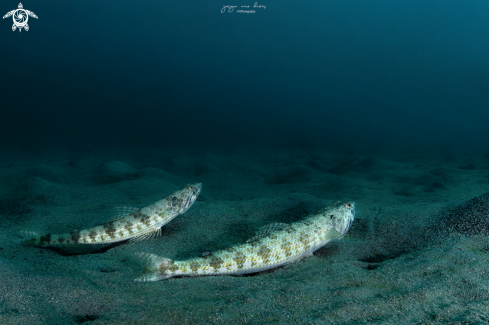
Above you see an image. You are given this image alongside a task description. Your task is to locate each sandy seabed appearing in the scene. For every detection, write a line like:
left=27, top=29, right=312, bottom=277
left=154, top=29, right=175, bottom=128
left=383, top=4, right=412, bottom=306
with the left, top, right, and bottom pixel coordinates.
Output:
left=1, top=146, right=489, bottom=324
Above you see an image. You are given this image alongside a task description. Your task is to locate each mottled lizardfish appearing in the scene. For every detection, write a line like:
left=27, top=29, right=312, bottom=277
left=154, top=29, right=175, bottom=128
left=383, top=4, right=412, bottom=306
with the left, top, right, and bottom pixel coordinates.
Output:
left=22, top=183, right=202, bottom=246
left=136, top=200, right=354, bottom=281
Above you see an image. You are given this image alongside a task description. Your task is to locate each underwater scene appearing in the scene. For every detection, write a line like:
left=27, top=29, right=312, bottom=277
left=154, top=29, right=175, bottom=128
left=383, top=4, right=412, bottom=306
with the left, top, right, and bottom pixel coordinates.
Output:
left=1, top=0, right=489, bottom=324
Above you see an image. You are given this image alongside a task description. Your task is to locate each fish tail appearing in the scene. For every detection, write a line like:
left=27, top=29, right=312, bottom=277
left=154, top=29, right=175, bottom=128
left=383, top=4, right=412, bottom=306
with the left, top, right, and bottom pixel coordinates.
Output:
left=20, top=231, right=75, bottom=246
left=134, top=253, right=175, bottom=282
left=20, top=231, right=42, bottom=245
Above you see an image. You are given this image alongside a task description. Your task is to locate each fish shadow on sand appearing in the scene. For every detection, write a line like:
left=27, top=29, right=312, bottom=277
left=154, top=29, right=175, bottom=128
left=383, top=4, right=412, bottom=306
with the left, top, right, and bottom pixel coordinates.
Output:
left=352, top=192, right=489, bottom=270
left=21, top=238, right=128, bottom=256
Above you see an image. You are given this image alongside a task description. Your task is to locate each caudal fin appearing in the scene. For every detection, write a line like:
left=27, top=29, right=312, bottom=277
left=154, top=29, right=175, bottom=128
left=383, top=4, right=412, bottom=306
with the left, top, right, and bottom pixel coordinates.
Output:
left=134, top=253, right=175, bottom=282
left=20, top=231, right=42, bottom=245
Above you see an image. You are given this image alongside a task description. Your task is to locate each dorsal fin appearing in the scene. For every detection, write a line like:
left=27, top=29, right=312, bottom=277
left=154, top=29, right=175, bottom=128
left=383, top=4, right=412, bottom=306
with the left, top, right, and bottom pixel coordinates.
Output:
left=246, top=222, right=289, bottom=243
left=256, top=222, right=289, bottom=236
left=81, top=206, right=141, bottom=229
left=113, top=206, right=140, bottom=218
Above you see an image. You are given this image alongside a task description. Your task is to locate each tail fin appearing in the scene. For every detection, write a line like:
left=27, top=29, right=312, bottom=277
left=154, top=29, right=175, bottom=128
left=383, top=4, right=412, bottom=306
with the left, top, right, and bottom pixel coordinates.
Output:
left=134, top=253, right=175, bottom=282
left=20, top=231, right=42, bottom=245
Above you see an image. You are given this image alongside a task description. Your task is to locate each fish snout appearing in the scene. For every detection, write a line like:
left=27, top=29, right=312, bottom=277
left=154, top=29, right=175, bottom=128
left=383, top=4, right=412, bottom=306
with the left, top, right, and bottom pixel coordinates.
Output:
left=335, top=201, right=355, bottom=235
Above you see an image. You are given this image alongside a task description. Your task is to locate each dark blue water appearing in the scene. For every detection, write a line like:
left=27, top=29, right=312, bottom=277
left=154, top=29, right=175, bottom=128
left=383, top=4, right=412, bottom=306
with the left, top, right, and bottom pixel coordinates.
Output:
left=2, top=0, right=489, bottom=153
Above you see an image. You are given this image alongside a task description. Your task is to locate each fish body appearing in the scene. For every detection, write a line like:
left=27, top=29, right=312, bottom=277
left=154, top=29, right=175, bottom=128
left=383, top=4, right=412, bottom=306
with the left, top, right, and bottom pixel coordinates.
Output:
left=136, top=200, right=355, bottom=281
left=23, top=183, right=202, bottom=246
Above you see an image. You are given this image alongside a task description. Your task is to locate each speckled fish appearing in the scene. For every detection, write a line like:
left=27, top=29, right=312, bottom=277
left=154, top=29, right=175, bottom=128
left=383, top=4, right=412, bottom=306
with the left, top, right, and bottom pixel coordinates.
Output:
left=22, top=183, right=202, bottom=246
left=136, top=200, right=355, bottom=281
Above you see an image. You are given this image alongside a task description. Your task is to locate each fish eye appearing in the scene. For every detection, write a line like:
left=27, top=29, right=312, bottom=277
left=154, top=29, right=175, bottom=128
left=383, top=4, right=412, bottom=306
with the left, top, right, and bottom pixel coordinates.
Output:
left=345, top=203, right=351, bottom=208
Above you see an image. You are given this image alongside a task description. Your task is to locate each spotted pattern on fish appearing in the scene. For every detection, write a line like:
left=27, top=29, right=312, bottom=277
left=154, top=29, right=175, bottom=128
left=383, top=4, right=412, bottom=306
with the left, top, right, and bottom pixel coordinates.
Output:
left=22, top=183, right=202, bottom=246
left=136, top=201, right=355, bottom=281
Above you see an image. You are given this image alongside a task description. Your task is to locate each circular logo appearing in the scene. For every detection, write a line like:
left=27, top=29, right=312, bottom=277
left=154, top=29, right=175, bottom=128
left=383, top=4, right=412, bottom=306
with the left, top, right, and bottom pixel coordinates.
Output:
left=13, top=9, right=27, bottom=27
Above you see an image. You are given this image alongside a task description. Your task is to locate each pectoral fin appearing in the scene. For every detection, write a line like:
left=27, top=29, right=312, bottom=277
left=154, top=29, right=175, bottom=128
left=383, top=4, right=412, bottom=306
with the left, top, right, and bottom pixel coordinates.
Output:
left=321, top=229, right=343, bottom=243
left=127, top=227, right=163, bottom=243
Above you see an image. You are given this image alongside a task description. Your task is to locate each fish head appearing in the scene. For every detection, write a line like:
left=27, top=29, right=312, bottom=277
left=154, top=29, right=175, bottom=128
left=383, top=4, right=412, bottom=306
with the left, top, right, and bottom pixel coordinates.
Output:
left=172, top=183, right=202, bottom=214
left=325, top=201, right=355, bottom=235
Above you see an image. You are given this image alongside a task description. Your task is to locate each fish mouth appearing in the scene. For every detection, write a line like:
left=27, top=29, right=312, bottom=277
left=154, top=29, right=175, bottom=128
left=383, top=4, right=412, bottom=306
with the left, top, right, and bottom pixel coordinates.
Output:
left=190, top=183, right=202, bottom=200
left=193, top=183, right=203, bottom=195
left=338, top=202, right=355, bottom=235
left=180, top=183, right=202, bottom=211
